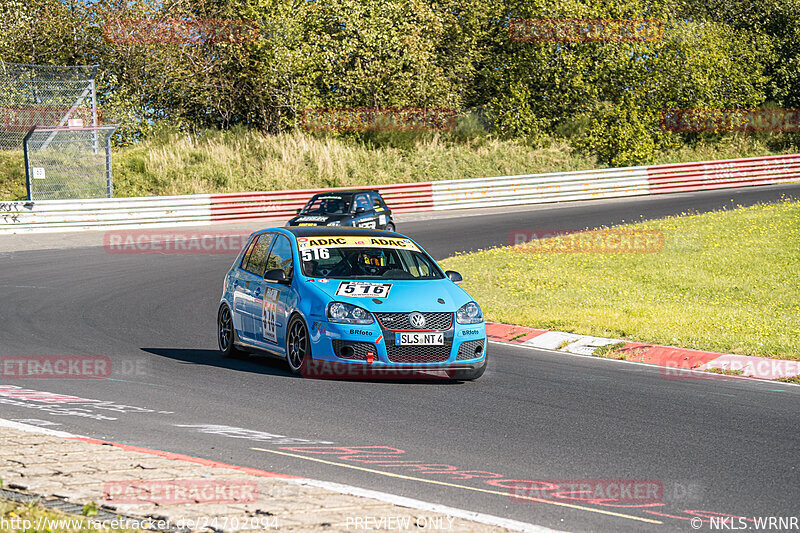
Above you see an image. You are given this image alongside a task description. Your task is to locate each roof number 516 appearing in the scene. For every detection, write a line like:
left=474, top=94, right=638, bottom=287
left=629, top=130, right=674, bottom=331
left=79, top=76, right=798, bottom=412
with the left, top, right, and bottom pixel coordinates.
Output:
left=302, top=248, right=330, bottom=261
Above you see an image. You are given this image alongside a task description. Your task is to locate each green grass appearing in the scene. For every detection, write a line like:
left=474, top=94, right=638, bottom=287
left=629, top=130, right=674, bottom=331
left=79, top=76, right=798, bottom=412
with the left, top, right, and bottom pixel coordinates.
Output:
left=0, top=150, right=27, bottom=200
left=592, top=342, right=627, bottom=358
left=0, top=498, right=141, bottom=532
left=1, top=127, right=795, bottom=200
left=440, top=200, right=800, bottom=360
left=705, top=368, right=745, bottom=376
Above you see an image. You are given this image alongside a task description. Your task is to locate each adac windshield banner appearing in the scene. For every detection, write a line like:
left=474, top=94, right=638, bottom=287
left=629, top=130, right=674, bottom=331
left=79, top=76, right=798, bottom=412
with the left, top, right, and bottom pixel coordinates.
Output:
left=296, top=236, right=420, bottom=251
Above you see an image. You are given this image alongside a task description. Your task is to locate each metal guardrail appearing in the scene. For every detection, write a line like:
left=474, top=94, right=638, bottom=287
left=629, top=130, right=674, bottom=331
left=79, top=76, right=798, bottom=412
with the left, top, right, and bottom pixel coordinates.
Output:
left=1, top=154, right=798, bottom=234
left=431, top=166, right=650, bottom=210
left=646, top=155, right=800, bottom=194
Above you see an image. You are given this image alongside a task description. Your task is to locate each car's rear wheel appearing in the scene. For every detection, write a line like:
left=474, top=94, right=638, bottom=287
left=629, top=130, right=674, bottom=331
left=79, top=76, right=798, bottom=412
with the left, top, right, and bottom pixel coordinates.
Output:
left=384, top=223, right=396, bottom=232
left=218, top=305, right=246, bottom=358
left=447, top=355, right=487, bottom=381
left=286, top=315, right=310, bottom=375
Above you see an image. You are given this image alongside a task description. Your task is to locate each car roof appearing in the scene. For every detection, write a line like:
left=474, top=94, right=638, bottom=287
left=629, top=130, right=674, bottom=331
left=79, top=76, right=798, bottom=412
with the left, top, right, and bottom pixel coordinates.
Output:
left=280, top=226, right=401, bottom=239
left=309, top=190, right=378, bottom=197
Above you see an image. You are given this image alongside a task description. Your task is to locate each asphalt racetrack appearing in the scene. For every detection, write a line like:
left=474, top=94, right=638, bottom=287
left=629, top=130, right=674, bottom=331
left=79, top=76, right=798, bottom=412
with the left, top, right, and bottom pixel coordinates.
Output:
left=1, top=183, right=799, bottom=532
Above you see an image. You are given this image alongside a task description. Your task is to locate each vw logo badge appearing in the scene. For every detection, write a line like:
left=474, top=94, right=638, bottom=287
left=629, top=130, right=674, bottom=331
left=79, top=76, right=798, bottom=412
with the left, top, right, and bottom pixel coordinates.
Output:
left=409, top=312, right=426, bottom=329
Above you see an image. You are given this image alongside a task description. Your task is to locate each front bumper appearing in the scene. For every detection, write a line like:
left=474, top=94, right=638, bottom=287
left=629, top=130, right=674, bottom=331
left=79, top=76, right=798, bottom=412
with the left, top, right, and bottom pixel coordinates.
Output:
left=300, top=357, right=486, bottom=380
left=308, top=319, right=487, bottom=367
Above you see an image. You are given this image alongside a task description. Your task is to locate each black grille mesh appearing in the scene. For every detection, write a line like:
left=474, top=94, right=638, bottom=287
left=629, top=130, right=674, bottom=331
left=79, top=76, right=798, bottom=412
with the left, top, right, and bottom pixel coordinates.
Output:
left=386, top=344, right=451, bottom=363
left=456, top=339, right=485, bottom=361
left=376, top=312, right=452, bottom=331
left=332, top=340, right=376, bottom=361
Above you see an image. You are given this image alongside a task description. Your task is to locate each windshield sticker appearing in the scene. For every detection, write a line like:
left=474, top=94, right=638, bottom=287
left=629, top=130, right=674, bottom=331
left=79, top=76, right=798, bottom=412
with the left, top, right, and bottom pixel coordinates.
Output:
left=297, top=236, right=419, bottom=251
left=335, top=281, right=393, bottom=298
left=296, top=216, right=329, bottom=222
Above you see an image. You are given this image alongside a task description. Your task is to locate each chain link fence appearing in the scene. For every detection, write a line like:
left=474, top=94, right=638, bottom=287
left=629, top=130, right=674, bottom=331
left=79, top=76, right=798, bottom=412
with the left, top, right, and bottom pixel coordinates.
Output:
left=24, top=125, right=119, bottom=200
left=0, top=62, right=99, bottom=150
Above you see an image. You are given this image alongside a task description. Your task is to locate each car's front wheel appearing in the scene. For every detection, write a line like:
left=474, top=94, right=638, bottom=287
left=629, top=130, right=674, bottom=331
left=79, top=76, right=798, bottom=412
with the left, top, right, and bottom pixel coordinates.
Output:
left=218, top=305, right=246, bottom=358
left=286, top=315, right=310, bottom=375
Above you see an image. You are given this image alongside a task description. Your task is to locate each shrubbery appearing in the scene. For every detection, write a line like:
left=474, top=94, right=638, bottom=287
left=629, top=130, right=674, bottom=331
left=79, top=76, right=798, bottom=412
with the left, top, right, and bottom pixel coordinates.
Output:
left=1, top=0, right=798, bottom=165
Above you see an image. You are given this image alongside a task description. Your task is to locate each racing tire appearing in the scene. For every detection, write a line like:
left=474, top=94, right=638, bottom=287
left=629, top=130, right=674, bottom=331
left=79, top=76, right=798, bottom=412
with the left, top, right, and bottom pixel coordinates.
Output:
left=447, top=355, right=488, bottom=381
left=286, top=315, right=311, bottom=375
left=218, top=305, right=246, bottom=358
left=384, top=223, right=396, bottom=232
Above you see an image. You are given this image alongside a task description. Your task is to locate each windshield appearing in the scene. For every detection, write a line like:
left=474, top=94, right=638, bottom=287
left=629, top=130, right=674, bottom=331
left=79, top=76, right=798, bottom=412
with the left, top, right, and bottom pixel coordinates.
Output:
left=297, top=236, right=444, bottom=280
left=301, top=195, right=352, bottom=215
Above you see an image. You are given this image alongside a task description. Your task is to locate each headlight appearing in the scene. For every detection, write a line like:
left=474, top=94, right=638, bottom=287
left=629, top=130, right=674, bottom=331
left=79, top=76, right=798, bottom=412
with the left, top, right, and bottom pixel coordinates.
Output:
left=456, top=301, right=483, bottom=324
left=327, top=221, right=341, bottom=226
left=327, top=302, right=374, bottom=324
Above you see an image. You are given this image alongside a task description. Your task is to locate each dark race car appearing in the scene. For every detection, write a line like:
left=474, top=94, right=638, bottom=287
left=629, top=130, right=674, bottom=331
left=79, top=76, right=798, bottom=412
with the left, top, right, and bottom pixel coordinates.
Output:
left=286, top=190, right=395, bottom=231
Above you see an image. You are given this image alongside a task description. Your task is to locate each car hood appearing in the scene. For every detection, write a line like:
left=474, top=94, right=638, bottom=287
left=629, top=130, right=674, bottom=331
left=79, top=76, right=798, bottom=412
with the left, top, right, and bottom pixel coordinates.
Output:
left=303, top=278, right=474, bottom=312
left=289, top=213, right=350, bottom=225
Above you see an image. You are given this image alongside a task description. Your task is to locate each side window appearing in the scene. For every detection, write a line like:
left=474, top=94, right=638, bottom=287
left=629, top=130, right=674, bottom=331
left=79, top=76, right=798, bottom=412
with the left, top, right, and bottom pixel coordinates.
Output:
left=372, top=193, right=382, bottom=209
left=265, top=235, right=294, bottom=280
left=239, top=236, right=258, bottom=269
left=242, top=234, right=273, bottom=276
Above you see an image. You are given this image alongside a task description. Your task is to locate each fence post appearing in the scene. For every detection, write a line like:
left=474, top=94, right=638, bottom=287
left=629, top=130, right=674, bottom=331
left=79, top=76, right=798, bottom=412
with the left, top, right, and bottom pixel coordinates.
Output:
left=105, top=132, right=113, bottom=198
left=90, top=65, right=99, bottom=155
left=23, top=126, right=37, bottom=202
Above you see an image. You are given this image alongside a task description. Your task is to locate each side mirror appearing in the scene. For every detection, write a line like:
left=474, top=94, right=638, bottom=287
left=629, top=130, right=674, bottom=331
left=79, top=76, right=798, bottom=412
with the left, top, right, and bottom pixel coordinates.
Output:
left=445, top=270, right=463, bottom=284
left=296, top=208, right=301, bottom=214
left=265, top=269, right=288, bottom=283
left=355, top=206, right=365, bottom=214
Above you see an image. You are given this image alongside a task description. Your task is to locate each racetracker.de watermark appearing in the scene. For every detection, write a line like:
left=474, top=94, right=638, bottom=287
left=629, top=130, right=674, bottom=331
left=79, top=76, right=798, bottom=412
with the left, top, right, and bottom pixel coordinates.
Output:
left=1, top=356, right=111, bottom=379
left=103, top=230, right=250, bottom=254
left=661, top=108, right=800, bottom=133
left=509, top=479, right=663, bottom=505
left=0, top=107, right=101, bottom=131
left=508, top=18, right=663, bottom=43
left=300, top=107, right=456, bottom=132
left=0, top=355, right=149, bottom=379
left=661, top=359, right=800, bottom=381
left=509, top=229, right=664, bottom=253
left=103, top=18, right=260, bottom=44
left=103, top=479, right=258, bottom=505
left=301, top=359, right=452, bottom=381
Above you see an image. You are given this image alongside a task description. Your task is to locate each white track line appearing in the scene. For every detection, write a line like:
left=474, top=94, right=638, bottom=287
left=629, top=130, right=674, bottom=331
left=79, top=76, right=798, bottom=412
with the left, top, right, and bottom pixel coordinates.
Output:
left=0, top=417, right=86, bottom=438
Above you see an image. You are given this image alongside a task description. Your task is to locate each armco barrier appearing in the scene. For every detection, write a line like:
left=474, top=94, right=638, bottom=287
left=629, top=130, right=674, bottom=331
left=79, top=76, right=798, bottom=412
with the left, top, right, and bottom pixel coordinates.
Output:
left=209, top=182, right=433, bottom=224
left=1, top=154, right=798, bottom=234
left=0, top=183, right=433, bottom=233
left=431, top=166, right=650, bottom=210
left=646, top=154, right=800, bottom=194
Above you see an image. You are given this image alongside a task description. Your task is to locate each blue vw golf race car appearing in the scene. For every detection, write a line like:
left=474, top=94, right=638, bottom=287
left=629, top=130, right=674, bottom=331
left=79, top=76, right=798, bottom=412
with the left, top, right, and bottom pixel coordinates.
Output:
left=217, top=227, right=487, bottom=380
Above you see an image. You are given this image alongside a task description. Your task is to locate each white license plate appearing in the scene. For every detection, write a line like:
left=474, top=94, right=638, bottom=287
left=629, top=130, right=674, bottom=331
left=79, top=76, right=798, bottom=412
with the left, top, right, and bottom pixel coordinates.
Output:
left=395, top=333, right=445, bottom=345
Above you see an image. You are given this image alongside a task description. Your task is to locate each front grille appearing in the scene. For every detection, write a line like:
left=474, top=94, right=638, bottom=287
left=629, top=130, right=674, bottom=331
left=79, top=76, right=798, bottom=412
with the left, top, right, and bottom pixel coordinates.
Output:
left=456, top=339, right=485, bottom=361
left=375, top=312, right=452, bottom=331
left=386, top=344, right=452, bottom=363
left=332, top=340, right=376, bottom=361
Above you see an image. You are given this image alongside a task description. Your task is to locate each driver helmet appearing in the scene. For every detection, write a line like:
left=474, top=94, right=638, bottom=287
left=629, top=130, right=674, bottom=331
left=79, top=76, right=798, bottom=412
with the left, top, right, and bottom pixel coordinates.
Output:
left=359, top=249, right=386, bottom=274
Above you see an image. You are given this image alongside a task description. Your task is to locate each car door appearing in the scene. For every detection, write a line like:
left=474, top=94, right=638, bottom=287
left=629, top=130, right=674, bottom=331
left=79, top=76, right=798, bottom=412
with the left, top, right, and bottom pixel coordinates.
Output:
left=352, top=193, right=378, bottom=228
left=252, top=234, right=295, bottom=352
left=235, top=233, right=273, bottom=342
left=232, top=236, right=256, bottom=338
